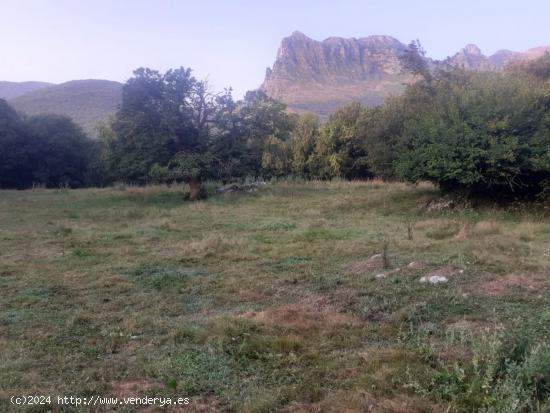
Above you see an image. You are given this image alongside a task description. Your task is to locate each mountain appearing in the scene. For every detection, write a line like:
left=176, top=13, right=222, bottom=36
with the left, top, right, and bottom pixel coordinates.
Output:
left=262, top=31, right=409, bottom=116
left=262, top=32, right=550, bottom=117
left=10, top=79, right=122, bottom=138
left=0, top=81, right=52, bottom=100
left=444, top=44, right=550, bottom=70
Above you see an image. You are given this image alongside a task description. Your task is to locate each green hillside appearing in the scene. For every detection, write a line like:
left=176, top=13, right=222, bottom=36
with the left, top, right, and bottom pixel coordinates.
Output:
left=10, top=79, right=122, bottom=138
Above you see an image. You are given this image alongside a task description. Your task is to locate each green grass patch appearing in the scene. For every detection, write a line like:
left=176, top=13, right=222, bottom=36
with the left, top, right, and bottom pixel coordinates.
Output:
left=263, top=222, right=297, bottom=231
left=302, top=228, right=357, bottom=240
left=126, top=264, right=196, bottom=290
left=171, top=348, right=235, bottom=395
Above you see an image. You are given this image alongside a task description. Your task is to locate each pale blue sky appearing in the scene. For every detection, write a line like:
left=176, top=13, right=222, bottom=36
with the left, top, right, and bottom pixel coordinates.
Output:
left=1, top=0, right=549, bottom=97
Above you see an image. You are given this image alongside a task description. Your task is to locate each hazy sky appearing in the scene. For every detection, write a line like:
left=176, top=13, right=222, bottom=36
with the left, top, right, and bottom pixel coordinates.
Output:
left=1, top=0, right=549, bottom=97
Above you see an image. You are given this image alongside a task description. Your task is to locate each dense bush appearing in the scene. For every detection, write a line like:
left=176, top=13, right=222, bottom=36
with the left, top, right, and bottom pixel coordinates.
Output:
left=395, top=71, right=550, bottom=198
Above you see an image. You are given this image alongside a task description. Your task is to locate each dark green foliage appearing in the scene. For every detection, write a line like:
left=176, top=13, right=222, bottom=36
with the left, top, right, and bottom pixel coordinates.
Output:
left=395, top=71, right=550, bottom=198
left=105, top=68, right=188, bottom=184
left=359, top=98, right=407, bottom=179
left=0, top=99, right=34, bottom=188
left=26, top=114, right=93, bottom=188
left=103, top=68, right=294, bottom=191
left=0, top=99, right=94, bottom=188
left=242, top=90, right=295, bottom=177
left=307, top=102, right=372, bottom=179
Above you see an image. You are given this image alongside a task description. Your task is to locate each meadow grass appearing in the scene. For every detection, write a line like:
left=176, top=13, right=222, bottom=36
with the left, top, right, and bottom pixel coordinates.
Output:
left=0, top=181, right=549, bottom=412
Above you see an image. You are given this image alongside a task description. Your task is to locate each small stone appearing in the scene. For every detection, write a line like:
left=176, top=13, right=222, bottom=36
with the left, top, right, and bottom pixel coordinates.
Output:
left=420, top=275, right=448, bottom=284
left=407, top=261, right=424, bottom=269
left=375, top=273, right=386, bottom=279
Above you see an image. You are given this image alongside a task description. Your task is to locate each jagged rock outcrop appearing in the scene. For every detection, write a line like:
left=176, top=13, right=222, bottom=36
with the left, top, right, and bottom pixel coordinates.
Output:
left=445, top=44, right=550, bottom=70
left=262, top=31, right=410, bottom=117
left=262, top=32, right=550, bottom=117
left=445, top=44, right=494, bottom=70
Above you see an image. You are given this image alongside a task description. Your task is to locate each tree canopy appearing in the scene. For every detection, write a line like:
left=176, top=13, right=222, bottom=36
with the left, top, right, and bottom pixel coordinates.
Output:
left=0, top=100, right=93, bottom=189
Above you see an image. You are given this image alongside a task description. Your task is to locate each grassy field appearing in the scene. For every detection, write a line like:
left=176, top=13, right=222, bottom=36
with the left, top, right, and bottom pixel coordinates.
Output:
left=1, top=181, right=549, bottom=412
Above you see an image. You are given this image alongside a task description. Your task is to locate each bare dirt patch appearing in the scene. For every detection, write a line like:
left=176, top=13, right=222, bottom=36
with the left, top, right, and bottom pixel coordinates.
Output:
left=241, top=295, right=359, bottom=330
left=477, top=273, right=548, bottom=296
left=238, top=289, right=268, bottom=302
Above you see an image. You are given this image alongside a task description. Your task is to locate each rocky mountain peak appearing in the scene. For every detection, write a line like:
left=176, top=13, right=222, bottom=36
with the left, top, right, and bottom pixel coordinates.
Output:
left=463, top=44, right=482, bottom=55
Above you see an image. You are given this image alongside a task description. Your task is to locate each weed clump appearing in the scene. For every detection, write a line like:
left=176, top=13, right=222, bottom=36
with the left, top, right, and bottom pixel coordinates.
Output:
left=126, top=264, right=195, bottom=290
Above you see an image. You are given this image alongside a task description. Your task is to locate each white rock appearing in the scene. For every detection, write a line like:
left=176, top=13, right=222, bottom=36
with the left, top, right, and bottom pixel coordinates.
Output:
left=375, top=273, right=386, bottom=279
left=407, top=261, right=424, bottom=269
left=420, top=275, right=448, bottom=284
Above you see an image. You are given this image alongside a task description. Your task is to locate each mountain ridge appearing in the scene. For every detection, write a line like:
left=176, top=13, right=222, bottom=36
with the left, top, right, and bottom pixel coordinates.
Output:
left=0, top=81, right=53, bottom=100
left=262, top=32, right=550, bottom=116
left=9, top=79, right=122, bottom=138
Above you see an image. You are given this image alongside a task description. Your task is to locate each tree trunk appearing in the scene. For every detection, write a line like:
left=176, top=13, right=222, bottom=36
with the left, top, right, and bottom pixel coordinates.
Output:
left=188, top=177, right=202, bottom=200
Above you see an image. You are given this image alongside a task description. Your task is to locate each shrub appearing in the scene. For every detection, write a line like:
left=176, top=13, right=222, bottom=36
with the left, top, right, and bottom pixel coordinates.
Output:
left=429, top=331, right=550, bottom=412
left=395, top=71, right=550, bottom=199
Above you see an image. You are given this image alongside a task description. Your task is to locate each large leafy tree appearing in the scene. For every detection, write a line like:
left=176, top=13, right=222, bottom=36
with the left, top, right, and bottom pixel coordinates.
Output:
left=0, top=99, right=34, bottom=188
left=308, top=102, right=371, bottom=179
left=239, top=90, right=295, bottom=178
left=107, top=67, right=294, bottom=198
left=26, top=114, right=93, bottom=187
left=0, top=100, right=93, bottom=189
left=107, top=68, right=194, bottom=184
left=105, top=67, right=220, bottom=197
left=291, top=112, right=319, bottom=177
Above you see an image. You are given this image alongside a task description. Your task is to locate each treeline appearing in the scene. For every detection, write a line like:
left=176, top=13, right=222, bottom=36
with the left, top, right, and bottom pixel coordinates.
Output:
left=1, top=50, right=549, bottom=200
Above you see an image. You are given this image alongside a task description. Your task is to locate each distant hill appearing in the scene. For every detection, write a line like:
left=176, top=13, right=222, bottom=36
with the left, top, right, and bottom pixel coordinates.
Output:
left=262, top=32, right=550, bottom=117
left=0, top=81, right=52, bottom=100
left=10, top=79, right=122, bottom=138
